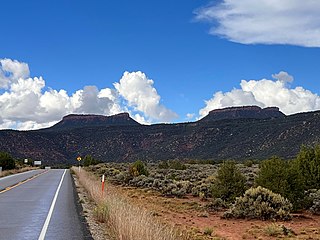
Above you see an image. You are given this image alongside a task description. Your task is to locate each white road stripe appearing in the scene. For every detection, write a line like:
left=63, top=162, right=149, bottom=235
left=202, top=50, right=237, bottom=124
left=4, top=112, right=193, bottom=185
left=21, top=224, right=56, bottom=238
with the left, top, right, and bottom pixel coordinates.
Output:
left=38, top=169, right=67, bottom=240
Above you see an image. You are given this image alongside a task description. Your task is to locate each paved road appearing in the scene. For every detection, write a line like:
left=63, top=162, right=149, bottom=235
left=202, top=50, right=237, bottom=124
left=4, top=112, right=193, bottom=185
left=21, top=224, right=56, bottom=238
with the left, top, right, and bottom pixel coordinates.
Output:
left=0, top=169, right=45, bottom=191
left=0, top=169, right=92, bottom=240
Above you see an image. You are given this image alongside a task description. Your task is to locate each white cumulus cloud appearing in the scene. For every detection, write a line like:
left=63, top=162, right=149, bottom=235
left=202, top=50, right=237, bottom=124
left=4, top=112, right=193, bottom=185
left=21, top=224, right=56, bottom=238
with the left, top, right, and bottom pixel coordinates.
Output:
left=199, top=71, right=320, bottom=118
left=195, top=0, right=320, bottom=47
left=114, top=71, right=178, bottom=122
left=0, top=59, right=177, bottom=130
left=0, top=58, right=30, bottom=89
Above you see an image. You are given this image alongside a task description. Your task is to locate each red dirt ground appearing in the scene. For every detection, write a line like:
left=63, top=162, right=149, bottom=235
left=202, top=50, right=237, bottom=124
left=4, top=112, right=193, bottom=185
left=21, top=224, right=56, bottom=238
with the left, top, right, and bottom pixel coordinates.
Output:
left=107, top=184, right=320, bottom=240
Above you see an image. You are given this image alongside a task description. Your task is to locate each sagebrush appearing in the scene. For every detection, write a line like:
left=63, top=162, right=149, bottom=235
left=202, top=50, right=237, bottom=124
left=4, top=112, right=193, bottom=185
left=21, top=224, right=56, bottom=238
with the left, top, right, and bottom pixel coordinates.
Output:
left=224, top=186, right=292, bottom=220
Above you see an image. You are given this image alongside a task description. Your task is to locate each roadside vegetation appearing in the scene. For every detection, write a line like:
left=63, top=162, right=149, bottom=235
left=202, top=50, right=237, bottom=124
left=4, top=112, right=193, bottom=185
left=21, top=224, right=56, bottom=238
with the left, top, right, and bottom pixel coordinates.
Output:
left=77, top=145, right=320, bottom=239
left=0, top=151, right=37, bottom=177
left=0, top=151, right=16, bottom=170
left=72, top=167, right=184, bottom=240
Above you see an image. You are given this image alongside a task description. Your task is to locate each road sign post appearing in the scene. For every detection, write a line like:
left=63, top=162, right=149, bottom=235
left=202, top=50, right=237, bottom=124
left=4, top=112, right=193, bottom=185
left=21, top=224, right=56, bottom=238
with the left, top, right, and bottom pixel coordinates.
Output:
left=77, top=156, right=81, bottom=172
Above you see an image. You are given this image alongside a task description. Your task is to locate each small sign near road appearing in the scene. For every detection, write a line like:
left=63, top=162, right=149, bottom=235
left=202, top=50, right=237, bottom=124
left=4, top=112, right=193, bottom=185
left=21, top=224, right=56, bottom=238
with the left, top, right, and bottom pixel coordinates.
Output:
left=77, top=156, right=81, bottom=172
left=34, top=161, right=42, bottom=166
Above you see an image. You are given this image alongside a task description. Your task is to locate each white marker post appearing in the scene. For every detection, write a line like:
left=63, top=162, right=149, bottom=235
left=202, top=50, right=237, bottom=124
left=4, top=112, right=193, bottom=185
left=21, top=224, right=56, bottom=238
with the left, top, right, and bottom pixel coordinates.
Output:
left=101, top=174, right=105, bottom=197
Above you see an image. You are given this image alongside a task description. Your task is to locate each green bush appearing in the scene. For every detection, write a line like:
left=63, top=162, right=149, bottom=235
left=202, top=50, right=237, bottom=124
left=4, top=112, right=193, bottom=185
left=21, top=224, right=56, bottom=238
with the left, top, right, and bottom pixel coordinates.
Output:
left=0, top=152, right=15, bottom=170
left=158, top=160, right=169, bottom=169
left=296, top=145, right=320, bottom=190
left=129, top=160, right=149, bottom=177
left=205, top=198, right=228, bottom=212
left=161, top=183, right=187, bottom=198
left=211, top=161, right=246, bottom=202
left=82, top=155, right=101, bottom=167
left=255, top=157, right=288, bottom=195
left=243, top=159, right=254, bottom=167
left=224, top=186, right=292, bottom=220
left=191, top=176, right=215, bottom=199
left=255, top=157, right=305, bottom=210
left=158, top=160, right=186, bottom=170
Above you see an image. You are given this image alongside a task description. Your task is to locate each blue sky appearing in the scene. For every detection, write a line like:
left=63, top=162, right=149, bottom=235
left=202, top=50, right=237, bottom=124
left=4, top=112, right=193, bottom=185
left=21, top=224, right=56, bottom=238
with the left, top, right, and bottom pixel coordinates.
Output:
left=1, top=0, right=320, bottom=129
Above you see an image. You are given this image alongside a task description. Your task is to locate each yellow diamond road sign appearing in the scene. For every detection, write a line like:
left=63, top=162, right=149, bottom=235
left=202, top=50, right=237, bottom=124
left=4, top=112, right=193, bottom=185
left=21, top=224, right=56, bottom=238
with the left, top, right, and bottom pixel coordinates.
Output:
left=77, top=156, right=81, bottom=161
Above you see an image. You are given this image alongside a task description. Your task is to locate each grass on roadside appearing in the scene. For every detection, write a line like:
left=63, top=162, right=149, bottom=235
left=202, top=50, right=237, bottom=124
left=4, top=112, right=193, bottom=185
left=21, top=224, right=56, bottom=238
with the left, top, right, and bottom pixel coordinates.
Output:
left=72, top=167, right=184, bottom=240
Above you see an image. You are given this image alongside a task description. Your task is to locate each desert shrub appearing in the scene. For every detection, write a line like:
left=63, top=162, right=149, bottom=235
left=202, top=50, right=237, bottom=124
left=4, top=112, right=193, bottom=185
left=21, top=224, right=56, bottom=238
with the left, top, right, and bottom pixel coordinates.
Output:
left=0, top=152, right=15, bottom=170
left=255, top=157, right=288, bottom=193
left=309, top=189, right=320, bottom=215
left=238, top=164, right=259, bottom=187
left=264, top=224, right=295, bottom=237
left=255, top=157, right=305, bottom=210
left=95, top=166, right=107, bottom=175
left=191, top=176, right=215, bottom=199
left=192, top=183, right=211, bottom=198
left=152, top=179, right=168, bottom=191
left=113, top=171, right=131, bottom=184
left=159, top=160, right=186, bottom=170
left=161, top=183, right=180, bottom=197
left=224, top=186, right=292, bottom=220
left=128, top=160, right=149, bottom=177
left=243, top=159, right=254, bottom=167
left=104, top=167, right=121, bottom=177
left=205, top=198, right=228, bottom=212
left=264, top=223, right=283, bottom=237
left=82, top=154, right=101, bottom=167
left=129, top=175, right=155, bottom=188
left=161, top=181, right=190, bottom=198
left=175, top=180, right=192, bottom=193
left=168, top=160, right=187, bottom=170
left=211, top=161, right=246, bottom=202
left=158, top=160, right=169, bottom=169
left=186, top=159, right=216, bottom=165
left=296, top=145, right=320, bottom=189
left=203, top=227, right=213, bottom=235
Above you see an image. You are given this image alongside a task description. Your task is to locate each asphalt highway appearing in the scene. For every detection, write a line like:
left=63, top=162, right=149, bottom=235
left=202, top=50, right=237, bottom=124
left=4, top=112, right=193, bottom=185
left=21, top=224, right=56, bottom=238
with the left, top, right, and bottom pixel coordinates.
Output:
left=0, top=169, right=92, bottom=240
left=0, top=169, right=45, bottom=191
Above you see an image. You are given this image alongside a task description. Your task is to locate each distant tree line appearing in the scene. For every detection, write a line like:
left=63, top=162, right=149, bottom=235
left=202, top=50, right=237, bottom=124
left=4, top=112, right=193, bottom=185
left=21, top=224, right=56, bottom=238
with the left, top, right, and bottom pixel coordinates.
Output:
left=0, top=152, right=15, bottom=170
left=82, top=155, right=102, bottom=167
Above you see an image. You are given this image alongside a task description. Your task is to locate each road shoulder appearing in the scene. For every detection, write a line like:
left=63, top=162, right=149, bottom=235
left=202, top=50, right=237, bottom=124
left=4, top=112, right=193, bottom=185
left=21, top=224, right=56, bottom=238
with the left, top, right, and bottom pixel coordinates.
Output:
left=71, top=170, right=112, bottom=240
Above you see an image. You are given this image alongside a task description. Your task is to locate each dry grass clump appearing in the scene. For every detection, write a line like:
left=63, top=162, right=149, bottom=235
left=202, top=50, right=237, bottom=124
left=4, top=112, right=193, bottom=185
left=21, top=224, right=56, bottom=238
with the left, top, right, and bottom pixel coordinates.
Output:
left=73, top=167, right=180, bottom=240
left=0, top=166, right=36, bottom=178
left=264, top=223, right=296, bottom=237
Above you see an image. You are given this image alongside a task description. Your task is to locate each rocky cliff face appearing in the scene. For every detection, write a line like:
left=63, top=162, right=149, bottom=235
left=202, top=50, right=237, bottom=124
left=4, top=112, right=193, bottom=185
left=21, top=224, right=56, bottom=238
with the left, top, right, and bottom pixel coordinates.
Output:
left=50, top=112, right=140, bottom=130
left=1, top=106, right=320, bottom=165
left=200, top=106, right=285, bottom=122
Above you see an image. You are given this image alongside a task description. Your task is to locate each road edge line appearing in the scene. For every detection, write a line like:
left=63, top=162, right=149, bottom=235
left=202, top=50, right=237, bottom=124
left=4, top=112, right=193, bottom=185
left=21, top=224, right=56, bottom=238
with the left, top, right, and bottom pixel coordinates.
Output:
left=38, top=169, right=67, bottom=240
